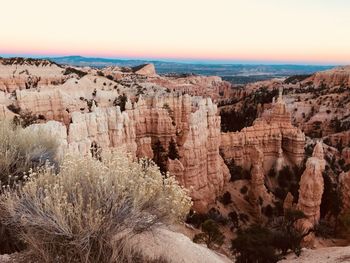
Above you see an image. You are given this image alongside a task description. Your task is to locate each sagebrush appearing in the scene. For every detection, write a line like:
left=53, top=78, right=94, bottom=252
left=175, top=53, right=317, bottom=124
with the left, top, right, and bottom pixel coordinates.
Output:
left=0, top=121, right=58, bottom=185
left=0, top=152, right=192, bottom=262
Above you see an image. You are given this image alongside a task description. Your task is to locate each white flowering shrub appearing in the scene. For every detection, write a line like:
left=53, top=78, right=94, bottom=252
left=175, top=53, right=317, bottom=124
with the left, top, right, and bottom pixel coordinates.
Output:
left=0, top=120, right=58, bottom=254
left=0, top=120, right=58, bottom=184
left=0, top=152, right=192, bottom=262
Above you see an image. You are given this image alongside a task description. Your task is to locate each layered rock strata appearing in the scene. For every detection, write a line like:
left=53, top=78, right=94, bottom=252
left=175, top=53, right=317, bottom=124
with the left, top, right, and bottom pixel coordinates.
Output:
left=296, top=142, right=325, bottom=235
left=248, top=146, right=272, bottom=218
left=304, top=66, right=350, bottom=88
left=26, top=95, right=228, bottom=212
left=340, top=171, right=350, bottom=214
left=167, top=97, right=229, bottom=212
left=0, top=58, right=66, bottom=92
left=220, top=89, right=305, bottom=172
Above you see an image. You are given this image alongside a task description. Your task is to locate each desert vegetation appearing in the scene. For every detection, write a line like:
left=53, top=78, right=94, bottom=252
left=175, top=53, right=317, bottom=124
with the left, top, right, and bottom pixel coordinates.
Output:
left=0, top=153, right=191, bottom=262
left=231, top=209, right=310, bottom=263
left=220, top=87, right=278, bottom=132
left=63, top=67, right=87, bottom=78
left=113, top=93, right=128, bottom=111
left=0, top=120, right=192, bottom=262
left=0, top=121, right=58, bottom=184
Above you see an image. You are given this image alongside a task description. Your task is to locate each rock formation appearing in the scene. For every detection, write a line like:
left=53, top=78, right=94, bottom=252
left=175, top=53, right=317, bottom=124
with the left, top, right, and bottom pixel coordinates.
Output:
left=296, top=142, right=325, bottom=235
left=22, top=92, right=228, bottom=212
left=167, top=97, right=230, bottom=212
left=0, top=58, right=66, bottom=92
left=16, top=89, right=78, bottom=125
left=129, top=226, right=232, bottom=263
left=304, top=66, right=350, bottom=88
left=220, top=88, right=305, bottom=172
left=283, top=192, right=296, bottom=212
left=248, top=146, right=272, bottom=218
left=133, top=63, right=157, bottom=76
left=340, top=171, right=350, bottom=214
left=67, top=106, right=137, bottom=157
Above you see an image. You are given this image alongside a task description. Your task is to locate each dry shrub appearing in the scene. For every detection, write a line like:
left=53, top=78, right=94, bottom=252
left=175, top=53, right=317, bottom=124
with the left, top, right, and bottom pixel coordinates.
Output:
left=0, top=121, right=58, bottom=254
left=0, top=121, right=58, bottom=184
left=0, top=153, right=192, bottom=263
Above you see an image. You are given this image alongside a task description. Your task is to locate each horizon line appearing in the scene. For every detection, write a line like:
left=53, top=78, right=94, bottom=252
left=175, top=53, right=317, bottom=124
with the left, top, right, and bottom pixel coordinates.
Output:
left=0, top=53, right=345, bottom=67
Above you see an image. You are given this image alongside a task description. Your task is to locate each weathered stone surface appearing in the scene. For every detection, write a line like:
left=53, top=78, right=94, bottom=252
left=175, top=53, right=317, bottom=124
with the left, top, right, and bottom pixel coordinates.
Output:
left=16, top=89, right=78, bottom=125
left=304, top=66, right=350, bottom=88
left=220, top=89, right=305, bottom=172
left=342, top=147, right=350, bottom=165
left=0, top=58, right=66, bottom=92
left=168, top=97, right=229, bottom=212
left=133, top=63, right=157, bottom=76
left=117, top=226, right=232, bottom=263
left=340, top=171, right=350, bottom=214
left=136, top=137, right=154, bottom=159
left=24, top=94, right=228, bottom=212
left=151, top=75, right=232, bottom=100
left=67, top=107, right=137, bottom=157
left=283, top=192, right=295, bottom=212
left=297, top=142, right=325, bottom=235
left=249, top=146, right=272, bottom=217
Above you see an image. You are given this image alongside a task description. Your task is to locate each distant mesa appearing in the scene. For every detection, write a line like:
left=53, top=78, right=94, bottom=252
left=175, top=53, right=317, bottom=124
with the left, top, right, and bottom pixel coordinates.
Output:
left=132, top=63, right=157, bottom=76
left=304, top=65, right=350, bottom=88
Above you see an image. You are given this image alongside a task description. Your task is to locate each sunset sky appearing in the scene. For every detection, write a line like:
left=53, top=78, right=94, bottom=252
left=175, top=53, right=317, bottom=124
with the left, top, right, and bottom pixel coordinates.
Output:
left=1, top=0, right=349, bottom=65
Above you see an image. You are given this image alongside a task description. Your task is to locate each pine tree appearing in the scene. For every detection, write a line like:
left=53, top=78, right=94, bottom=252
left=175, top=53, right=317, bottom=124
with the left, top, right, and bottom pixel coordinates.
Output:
left=168, top=138, right=180, bottom=160
left=193, top=219, right=225, bottom=249
left=152, top=139, right=167, bottom=174
left=113, top=93, right=127, bottom=112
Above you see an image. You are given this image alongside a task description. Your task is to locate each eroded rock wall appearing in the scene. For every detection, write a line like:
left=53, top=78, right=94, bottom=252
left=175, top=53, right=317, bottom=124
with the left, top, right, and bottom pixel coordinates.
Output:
left=27, top=95, right=228, bottom=212
left=220, top=90, right=305, bottom=172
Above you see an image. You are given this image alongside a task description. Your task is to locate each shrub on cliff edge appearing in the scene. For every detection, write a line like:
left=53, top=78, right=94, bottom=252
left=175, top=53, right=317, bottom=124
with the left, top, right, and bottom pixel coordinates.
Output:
left=0, top=121, right=58, bottom=185
left=0, top=153, right=192, bottom=262
left=0, top=121, right=58, bottom=254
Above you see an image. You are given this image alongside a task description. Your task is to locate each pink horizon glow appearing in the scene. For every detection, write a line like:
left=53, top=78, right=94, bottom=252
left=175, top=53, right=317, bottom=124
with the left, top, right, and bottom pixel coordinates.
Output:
left=1, top=0, right=349, bottom=65
left=1, top=48, right=349, bottom=65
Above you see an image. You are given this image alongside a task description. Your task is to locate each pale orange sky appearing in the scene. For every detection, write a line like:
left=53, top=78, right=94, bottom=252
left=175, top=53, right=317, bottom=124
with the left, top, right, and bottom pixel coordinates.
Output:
left=1, top=0, right=350, bottom=64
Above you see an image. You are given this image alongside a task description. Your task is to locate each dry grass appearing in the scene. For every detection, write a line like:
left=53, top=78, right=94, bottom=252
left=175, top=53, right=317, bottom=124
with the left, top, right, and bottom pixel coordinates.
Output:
left=0, top=153, right=192, bottom=263
left=0, top=120, right=58, bottom=254
left=0, top=121, right=58, bottom=185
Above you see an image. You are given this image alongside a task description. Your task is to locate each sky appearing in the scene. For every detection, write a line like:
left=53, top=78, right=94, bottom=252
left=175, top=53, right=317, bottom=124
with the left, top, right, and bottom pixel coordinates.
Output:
left=1, top=0, right=350, bottom=65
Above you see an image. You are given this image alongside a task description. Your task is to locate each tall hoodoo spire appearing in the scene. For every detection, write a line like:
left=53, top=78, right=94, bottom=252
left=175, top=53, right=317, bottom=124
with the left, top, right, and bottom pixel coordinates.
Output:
left=277, top=86, right=284, bottom=103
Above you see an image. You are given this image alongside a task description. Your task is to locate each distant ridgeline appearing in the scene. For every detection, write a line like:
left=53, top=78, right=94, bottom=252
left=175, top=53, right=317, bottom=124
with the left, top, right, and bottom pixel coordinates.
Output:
left=44, top=56, right=334, bottom=84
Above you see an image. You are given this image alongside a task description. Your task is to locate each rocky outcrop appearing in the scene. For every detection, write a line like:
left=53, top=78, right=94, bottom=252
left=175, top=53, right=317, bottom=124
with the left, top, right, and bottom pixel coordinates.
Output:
left=168, top=97, right=230, bottom=212
left=129, top=227, right=232, bottom=263
left=280, top=246, right=350, bottom=263
left=133, top=63, right=157, bottom=76
left=340, top=171, right=350, bottom=214
left=67, top=107, right=137, bottom=157
left=343, top=147, right=350, bottom=165
left=129, top=95, right=178, bottom=145
left=249, top=146, right=272, bottom=218
left=16, top=89, right=79, bottom=125
left=25, top=94, right=228, bottom=212
left=220, top=89, right=305, bottom=172
left=283, top=192, right=296, bottom=212
left=297, top=142, right=325, bottom=237
left=151, top=75, right=233, bottom=101
left=0, top=58, right=65, bottom=92
left=304, top=66, right=350, bottom=88
left=136, top=137, right=154, bottom=159
left=0, top=226, right=232, bottom=263
left=325, top=131, right=350, bottom=152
